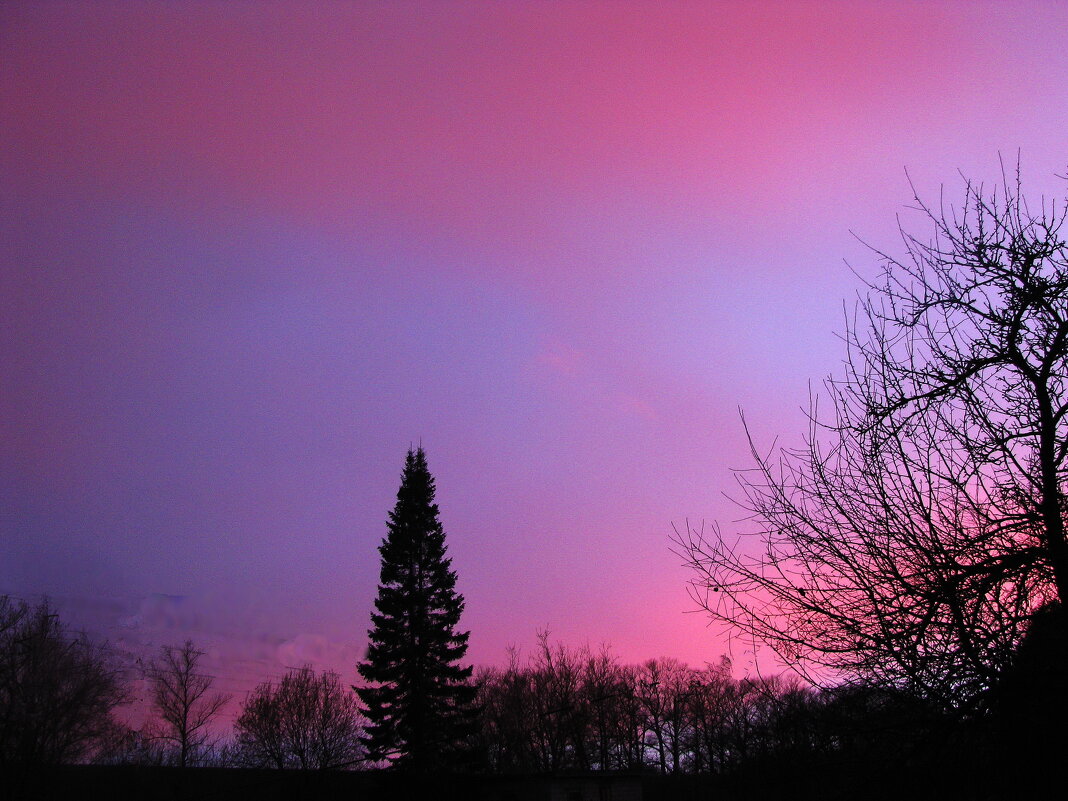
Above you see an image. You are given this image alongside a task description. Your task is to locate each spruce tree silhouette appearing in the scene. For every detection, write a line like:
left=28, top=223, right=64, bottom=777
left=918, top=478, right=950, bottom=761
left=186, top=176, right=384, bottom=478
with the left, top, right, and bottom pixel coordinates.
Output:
left=356, top=447, right=476, bottom=772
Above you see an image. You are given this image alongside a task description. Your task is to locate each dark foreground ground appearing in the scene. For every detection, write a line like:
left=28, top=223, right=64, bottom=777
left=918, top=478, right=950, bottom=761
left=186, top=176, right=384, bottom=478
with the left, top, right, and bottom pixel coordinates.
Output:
left=1, top=761, right=1048, bottom=801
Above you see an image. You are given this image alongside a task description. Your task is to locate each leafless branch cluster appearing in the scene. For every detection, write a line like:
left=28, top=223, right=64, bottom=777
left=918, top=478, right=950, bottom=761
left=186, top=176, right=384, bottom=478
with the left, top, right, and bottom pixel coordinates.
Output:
left=675, top=165, right=1068, bottom=712
left=234, top=665, right=365, bottom=770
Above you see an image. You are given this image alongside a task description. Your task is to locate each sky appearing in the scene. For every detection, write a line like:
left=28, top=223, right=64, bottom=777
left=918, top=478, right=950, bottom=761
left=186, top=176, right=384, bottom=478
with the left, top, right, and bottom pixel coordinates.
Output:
left=3, top=0, right=1068, bottom=721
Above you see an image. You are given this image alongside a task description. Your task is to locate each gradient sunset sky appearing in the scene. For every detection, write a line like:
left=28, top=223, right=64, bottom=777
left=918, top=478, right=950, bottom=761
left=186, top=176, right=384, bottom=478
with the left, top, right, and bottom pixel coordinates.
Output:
left=4, top=0, right=1068, bottom=710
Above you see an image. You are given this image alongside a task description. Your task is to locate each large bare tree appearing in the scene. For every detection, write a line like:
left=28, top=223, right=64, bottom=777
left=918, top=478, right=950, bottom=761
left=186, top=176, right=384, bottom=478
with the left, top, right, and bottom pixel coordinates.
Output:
left=676, top=166, right=1068, bottom=712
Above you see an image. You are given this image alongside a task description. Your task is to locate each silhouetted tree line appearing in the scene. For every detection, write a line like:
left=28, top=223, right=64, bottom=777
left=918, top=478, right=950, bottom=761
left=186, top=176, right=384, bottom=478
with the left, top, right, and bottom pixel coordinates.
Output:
left=475, top=637, right=946, bottom=779
left=474, top=636, right=789, bottom=775
left=2, top=594, right=1063, bottom=799
left=0, top=595, right=928, bottom=776
left=0, top=596, right=368, bottom=774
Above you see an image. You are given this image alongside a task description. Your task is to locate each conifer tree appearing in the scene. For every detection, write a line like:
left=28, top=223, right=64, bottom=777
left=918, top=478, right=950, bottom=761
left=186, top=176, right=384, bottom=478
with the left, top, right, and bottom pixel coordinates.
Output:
left=356, top=447, right=476, bottom=771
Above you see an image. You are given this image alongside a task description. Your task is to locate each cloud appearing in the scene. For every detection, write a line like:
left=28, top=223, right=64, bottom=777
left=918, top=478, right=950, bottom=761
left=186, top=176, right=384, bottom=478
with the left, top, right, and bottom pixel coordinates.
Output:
left=275, top=633, right=359, bottom=675
left=120, top=593, right=202, bottom=634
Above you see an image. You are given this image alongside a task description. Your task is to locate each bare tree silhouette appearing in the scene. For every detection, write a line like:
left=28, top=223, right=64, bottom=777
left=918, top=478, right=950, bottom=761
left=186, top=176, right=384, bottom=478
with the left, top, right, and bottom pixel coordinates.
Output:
left=146, top=639, right=230, bottom=767
left=676, top=163, right=1068, bottom=712
left=234, top=665, right=364, bottom=770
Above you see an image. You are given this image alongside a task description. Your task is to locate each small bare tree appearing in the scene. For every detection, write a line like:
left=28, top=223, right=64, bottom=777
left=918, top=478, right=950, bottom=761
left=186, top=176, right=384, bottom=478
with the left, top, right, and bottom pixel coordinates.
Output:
left=147, top=640, right=230, bottom=768
left=234, top=665, right=364, bottom=770
left=676, top=164, right=1068, bottom=712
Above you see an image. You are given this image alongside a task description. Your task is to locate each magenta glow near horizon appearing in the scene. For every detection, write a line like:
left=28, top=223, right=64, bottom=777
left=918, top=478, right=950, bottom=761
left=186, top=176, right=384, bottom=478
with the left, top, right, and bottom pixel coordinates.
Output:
left=3, top=1, right=1068, bottom=711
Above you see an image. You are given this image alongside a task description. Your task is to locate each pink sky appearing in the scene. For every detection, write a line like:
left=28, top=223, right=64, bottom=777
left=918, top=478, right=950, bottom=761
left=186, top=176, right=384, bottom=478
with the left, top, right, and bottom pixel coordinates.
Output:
left=4, top=1, right=1068, bottom=716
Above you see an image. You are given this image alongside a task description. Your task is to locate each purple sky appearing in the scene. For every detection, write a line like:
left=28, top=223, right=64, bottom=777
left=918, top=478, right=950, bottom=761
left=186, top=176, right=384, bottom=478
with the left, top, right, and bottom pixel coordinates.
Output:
left=4, top=1, right=1068, bottom=716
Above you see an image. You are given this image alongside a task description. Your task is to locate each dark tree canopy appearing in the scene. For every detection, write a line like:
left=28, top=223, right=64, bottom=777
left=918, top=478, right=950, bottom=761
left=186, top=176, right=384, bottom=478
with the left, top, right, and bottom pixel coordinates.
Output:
left=356, top=447, right=476, bottom=771
left=0, top=596, right=128, bottom=767
left=677, top=166, right=1068, bottom=713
